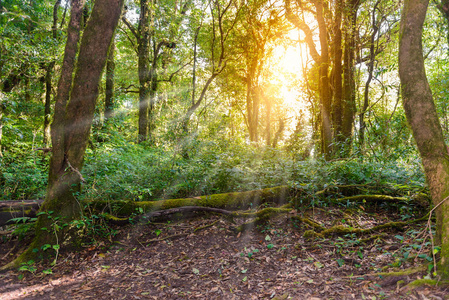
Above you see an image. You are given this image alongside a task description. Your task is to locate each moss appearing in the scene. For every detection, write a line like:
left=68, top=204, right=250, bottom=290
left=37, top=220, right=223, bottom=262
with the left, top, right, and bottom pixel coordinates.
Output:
left=335, top=195, right=408, bottom=204
left=232, top=207, right=292, bottom=233
left=303, top=230, right=321, bottom=239
left=371, top=265, right=426, bottom=277
left=87, top=186, right=290, bottom=217
left=102, top=213, right=129, bottom=225
left=291, top=216, right=326, bottom=232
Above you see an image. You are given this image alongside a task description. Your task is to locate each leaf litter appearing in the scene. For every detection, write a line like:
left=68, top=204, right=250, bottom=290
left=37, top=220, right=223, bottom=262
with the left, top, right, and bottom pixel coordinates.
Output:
left=0, top=208, right=448, bottom=299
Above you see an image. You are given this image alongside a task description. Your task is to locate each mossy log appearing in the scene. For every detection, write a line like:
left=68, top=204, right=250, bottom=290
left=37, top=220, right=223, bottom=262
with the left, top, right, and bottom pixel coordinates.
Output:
left=333, top=194, right=429, bottom=208
left=88, top=186, right=290, bottom=217
left=335, top=194, right=408, bottom=204
left=303, top=213, right=429, bottom=239
left=0, top=200, right=44, bottom=226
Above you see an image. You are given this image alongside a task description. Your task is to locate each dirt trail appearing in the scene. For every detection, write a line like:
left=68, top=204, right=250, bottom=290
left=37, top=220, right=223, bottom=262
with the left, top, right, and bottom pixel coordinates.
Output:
left=0, top=213, right=448, bottom=299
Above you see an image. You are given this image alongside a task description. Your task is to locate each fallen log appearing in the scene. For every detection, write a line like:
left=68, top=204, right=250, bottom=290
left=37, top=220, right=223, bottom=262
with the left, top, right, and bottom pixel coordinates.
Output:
left=0, top=200, right=43, bottom=227
left=87, top=186, right=291, bottom=217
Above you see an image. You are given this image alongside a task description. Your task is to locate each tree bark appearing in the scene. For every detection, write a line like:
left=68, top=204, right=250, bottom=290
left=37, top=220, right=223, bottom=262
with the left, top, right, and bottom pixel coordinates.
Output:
left=104, top=38, right=115, bottom=121
left=315, top=0, right=332, bottom=159
left=359, top=0, right=380, bottom=151
left=332, top=0, right=343, bottom=153
left=0, top=94, right=3, bottom=157
left=43, top=62, right=54, bottom=146
left=399, top=0, right=449, bottom=279
left=44, top=0, right=62, bottom=146
left=341, top=0, right=360, bottom=155
left=137, top=0, right=152, bottom=143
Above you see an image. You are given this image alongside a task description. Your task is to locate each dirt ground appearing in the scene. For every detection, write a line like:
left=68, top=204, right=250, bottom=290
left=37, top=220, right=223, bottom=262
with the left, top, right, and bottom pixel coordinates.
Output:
left=0, top=209, right=448, bottom=300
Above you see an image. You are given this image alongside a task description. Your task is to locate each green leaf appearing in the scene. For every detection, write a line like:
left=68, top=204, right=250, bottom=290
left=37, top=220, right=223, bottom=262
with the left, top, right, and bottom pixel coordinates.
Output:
left=192, top=268, right=200, bottom=275
left=52, top=244, right=60, bottom=250
left=42, top=269, right=52, bottom=275
left=265, top=235, right=271, bottom=241
left=155, top=229, right=162, bottom=236
left=242, top=276, right=247, bottom=282
left=395, top=235, right=404, bottom=241
left=336, top=259, right=345, bottom=267
left=241, top=269, right=247, bottom=273
left=41, top=244, right=51, bottom=251
left=267, top=244, right=274, bottom=249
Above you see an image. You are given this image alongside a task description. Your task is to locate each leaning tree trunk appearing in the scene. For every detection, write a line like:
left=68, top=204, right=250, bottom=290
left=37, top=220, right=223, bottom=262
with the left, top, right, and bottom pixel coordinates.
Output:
left=399, top=0, right=449, bottom=279
left=2, top=0, right=124, bottom=270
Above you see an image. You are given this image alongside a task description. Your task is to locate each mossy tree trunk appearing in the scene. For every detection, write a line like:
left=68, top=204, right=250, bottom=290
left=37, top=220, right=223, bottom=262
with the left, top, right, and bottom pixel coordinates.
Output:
left=341, top=0, right=360, bottom=157
left=3, top=0, right=124, bottom=269
left=399, top=0, right=449, bottom=279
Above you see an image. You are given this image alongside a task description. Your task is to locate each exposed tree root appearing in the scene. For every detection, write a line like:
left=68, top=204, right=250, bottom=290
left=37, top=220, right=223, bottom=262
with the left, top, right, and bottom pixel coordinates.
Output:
left=403, top=278, right=449, bottom=291
left=230, top=206, right=292, bottom=233
left=290, top=216, right=326, bottom=232
left=357, top=265, right=426, bottom=278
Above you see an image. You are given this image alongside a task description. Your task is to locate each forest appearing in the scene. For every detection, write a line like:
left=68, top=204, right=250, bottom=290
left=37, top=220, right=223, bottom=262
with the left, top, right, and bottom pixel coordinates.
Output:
left=1, top=0, right=449, bottom=298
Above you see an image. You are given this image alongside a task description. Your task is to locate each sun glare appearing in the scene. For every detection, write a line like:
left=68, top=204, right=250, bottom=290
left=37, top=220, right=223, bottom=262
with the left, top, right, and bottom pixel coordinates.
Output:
left=268, top=29, right=309, bottom=112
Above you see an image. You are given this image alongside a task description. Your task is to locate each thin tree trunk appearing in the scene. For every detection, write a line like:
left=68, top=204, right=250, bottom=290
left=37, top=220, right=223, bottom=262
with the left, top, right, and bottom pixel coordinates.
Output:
left=399, top=0, right=449, bottom=279
left=137, top=0, right=151, bottom=143
left=43, top=62, right=54, bottom=146
left=44, top=0, right=62, bottom=146
left=104, top=38, right=115, bottom=121
left=265, top=96, right=271, bottom=146
left=359, top=0, right=380, bottom=151
left=0, top=97, right=3, bottom=157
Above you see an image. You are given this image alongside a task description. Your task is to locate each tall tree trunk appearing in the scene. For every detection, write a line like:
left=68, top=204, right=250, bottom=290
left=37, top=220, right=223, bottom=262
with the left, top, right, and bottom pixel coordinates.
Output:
left=359, top=0, right=380, bottom=151
left=341, top=0, right=360, bottom=155
left=332, top=0, right=343, bottom=154
left=436, top=0, right=449, bottom=57
left=315, top=0, right=332, bottom=159
left=3, top=0, right=123, bottom=269
left=399, top=0, right=449, bottom=279
left=104, top=38, right=115, bottom=121
left=0, top=96, right=3, bottom=157
left=43, top=62, right=53, bottom=146
left=43, top=0, right=61, bottom=147
left=137, top=0, right=151, bottom=143
left=265, top=96, right=271, bottom=146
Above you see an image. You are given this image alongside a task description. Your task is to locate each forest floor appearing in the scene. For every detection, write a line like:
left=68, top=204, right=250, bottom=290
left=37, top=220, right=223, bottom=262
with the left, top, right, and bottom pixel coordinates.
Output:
left=0, top=207, right=448, bottom=300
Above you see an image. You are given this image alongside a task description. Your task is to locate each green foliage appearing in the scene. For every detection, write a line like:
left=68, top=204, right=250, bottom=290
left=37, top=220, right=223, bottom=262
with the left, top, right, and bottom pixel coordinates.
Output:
left=0, top=151, right=48, bottom=200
